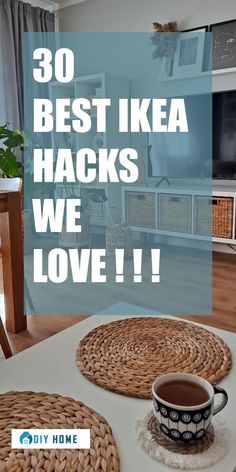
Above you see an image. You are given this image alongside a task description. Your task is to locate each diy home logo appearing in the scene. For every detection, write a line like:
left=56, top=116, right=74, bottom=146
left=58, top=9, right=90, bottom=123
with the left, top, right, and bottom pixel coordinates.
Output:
left=19, top=431, right=33, bottom=445
left=12, top=429, right=90, bottom=449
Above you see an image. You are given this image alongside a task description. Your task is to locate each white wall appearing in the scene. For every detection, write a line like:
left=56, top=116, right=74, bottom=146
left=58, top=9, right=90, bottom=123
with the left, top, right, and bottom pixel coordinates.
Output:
left=59, top=0, right=236, bottom=32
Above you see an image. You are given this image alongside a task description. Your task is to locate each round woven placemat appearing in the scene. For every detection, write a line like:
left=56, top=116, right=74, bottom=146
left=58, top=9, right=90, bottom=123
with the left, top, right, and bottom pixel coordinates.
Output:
left=147, top=415, right=214, bottom=454
left=0, top=391, right=120, bottom=472
left=76, top=317, right=232, bottom=399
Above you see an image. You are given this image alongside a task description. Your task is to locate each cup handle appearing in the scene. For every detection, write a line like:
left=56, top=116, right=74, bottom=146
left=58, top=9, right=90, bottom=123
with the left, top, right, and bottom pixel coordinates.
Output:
left=213, top=386, right=228, bottom=415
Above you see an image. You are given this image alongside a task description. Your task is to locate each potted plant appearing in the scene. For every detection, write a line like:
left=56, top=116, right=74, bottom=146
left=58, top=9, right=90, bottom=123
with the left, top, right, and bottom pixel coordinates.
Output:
left=58, top=185, right=108, bottom=248
left=0, top=123, right=33, bottom=253
left=151, top=21, right=180, bottom=77
left=151, top=21, right=179, bottom=59
left=58, top=185, right=91, bottom=248
left=0, top=124, right=24, bottom=178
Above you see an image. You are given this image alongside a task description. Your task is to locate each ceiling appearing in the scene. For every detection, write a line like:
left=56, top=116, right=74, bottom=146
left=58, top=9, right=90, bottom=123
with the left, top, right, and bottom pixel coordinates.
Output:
left=28, top=0, right=87, bottom=11
left=53, top=0, right=86, bottom=7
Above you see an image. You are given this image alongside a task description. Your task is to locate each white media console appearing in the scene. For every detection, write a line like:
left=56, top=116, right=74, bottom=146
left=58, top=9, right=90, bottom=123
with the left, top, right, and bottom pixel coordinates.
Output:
left=121, top=185, right=236, bottom=246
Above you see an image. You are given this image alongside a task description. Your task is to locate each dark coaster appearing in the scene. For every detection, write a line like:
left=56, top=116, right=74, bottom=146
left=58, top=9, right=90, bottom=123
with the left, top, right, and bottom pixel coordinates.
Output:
left=147, top=416, right=215, bottom=455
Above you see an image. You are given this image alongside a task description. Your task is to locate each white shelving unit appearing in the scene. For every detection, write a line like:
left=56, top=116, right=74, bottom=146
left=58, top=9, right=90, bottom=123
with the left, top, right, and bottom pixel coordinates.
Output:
left=122, top=185, right=236, bottom=245
left=49, top=73, right=130, bottom=227
left=137, top=65, right=236, bottom=248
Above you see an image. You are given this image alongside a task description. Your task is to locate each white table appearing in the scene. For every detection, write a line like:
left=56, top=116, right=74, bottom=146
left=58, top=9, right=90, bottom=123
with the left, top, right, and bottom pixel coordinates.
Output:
left=0, top=303, right=236, bottom=472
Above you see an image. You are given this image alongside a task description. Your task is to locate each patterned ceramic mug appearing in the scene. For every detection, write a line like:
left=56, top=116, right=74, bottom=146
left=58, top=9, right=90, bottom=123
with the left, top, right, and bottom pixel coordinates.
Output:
left=152, top=372, right=228, bottom=442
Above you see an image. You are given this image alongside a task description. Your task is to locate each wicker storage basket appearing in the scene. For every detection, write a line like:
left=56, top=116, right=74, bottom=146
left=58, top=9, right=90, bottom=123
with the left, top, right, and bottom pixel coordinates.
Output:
left=126, top=192, right=156, bottom=228
left=158, top=194, right=192, bottom=233
left=59, top=212, right=90, bottom=247
left=194, top=196, right=233, bottom=239
left=106, top=208, right=132, bottom=258
left=212, top=197, right=233, bottom=238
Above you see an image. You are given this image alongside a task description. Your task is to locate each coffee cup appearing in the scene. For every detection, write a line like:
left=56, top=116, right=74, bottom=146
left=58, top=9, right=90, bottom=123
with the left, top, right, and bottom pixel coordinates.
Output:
left=152, top=372, right=228, bottom=442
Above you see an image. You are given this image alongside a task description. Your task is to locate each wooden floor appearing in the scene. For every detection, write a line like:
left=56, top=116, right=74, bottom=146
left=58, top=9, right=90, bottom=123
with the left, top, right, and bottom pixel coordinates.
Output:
left=182, top=252, right=236, bottom=332
left=0, top=252, right=236, bottom=356
left=5, top=315, right=86, bottom=356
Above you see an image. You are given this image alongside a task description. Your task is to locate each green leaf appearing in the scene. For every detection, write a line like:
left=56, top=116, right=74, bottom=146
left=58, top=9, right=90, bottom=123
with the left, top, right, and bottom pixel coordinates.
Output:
left=0, top=124, right=24, bottom=178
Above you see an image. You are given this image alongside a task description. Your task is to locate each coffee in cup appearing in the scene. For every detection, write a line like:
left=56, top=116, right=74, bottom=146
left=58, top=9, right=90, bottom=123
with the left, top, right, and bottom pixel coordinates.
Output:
left=152, top=372, right=228, bottom=442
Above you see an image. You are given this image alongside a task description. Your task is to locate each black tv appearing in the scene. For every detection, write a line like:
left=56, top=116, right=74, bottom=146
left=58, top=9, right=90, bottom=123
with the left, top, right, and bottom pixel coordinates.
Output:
left=147, top=90, right=236, bottom=180
left=213, top=90, right=236, bottom=179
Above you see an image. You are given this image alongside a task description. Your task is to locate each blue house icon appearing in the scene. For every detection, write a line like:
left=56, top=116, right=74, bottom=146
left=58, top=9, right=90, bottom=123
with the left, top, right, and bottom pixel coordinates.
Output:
left=19, top=432, right=33, bottom=445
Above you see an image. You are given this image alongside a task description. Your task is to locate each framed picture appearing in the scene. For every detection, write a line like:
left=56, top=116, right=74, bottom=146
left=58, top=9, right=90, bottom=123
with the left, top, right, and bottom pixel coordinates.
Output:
left=183, top=26, right=208, bottom=33
left=210, top=20, right=236, bottom=70
left=172, top=27, right=207, bottom=78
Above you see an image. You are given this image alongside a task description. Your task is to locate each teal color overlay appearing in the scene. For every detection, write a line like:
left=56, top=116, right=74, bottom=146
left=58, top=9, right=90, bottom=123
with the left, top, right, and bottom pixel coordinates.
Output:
left=24, top=32, right=212, bottom=316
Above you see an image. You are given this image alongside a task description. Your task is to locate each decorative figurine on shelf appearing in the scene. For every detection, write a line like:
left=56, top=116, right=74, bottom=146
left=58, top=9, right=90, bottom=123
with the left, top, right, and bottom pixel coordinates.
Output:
left=151, top=21, right=179, bottom=59
left=151, top=21, right=180, bottom=78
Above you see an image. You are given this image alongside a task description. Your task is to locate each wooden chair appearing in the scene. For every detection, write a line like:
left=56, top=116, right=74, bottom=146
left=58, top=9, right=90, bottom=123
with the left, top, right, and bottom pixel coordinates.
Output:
left=0, top=316, right=12, bottom=358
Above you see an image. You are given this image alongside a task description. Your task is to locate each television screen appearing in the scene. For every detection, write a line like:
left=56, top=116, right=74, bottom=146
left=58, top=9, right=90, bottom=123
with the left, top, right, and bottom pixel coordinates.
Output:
left=213, top=90, right=236, bottom=179
left=148, top=90, right=236, bottom=180
left=148, top=94, right=212, bottom=179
